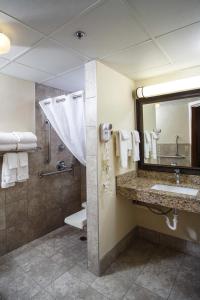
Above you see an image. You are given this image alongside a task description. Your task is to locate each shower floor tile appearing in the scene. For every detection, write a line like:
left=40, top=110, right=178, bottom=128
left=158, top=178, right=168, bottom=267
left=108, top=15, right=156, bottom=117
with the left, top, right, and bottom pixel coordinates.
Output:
left=0, top=225, right=199, bottom=299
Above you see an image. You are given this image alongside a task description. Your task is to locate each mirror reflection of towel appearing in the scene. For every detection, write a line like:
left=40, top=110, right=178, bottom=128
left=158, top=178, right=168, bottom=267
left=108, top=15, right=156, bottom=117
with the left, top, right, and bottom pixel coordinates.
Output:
left=144, top=131, right=151, bottom=159
left=151, top=131, right=159, bottom=159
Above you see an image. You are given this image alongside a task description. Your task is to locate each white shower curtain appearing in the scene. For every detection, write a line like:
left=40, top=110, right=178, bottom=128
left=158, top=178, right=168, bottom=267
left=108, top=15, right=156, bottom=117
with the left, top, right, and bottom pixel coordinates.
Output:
left=39, top=91, right=86, bottom=166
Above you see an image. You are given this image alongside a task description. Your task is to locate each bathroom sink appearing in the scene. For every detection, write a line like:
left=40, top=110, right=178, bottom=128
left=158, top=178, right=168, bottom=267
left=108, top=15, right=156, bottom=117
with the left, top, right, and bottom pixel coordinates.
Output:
left=151, top=184, right=198, bottom=196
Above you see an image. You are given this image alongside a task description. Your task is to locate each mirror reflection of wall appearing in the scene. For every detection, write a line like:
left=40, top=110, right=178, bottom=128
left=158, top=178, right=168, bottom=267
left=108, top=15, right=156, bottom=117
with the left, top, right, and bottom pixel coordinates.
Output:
left=142, top=97, right=200, bottom=167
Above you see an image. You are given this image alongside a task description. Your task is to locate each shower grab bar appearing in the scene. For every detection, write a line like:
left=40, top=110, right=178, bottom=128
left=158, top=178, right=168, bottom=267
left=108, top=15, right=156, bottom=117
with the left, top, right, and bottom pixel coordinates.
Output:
left=45, top=119, right=51, bottom=164
left=38, top=167, right=73, bottom=178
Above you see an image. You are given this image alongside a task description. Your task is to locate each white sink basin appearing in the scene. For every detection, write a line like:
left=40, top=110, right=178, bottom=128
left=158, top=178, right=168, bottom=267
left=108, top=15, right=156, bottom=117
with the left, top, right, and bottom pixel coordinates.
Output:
left=151, top=184, right=198, bottom=196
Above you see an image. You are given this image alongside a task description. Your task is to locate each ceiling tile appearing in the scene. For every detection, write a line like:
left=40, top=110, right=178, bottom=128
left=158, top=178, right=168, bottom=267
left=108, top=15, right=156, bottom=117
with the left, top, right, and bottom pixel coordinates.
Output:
left=44, top=67, right=84, bottom=92
left=103, top=41, right=169, bottom=78
left=1, top=62, right=52, bottom=82
left=52, top=0, right=149, bottom=59
left=128, top=0, right=200, bottom=36
left=0, top=12, right=43, bottom=60
left=132, top=60, right=200, bottom=81
left=0, top=0, right=99, bottom=35
left=158, top=23, right=200, bottom=64
left=16, top=39, right=86, bottom=75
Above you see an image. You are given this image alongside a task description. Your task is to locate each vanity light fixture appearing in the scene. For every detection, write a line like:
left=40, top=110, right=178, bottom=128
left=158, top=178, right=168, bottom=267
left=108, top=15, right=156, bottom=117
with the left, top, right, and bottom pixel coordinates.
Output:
left=136, top=75, right=200, bottom=98
left=0, top=33, right=10, bottom=54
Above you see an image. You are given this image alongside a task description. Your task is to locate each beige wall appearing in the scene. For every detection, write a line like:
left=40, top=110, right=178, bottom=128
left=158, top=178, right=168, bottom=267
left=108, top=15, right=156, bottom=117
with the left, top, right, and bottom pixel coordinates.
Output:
left=0, top=74, right=35, bottom=132
left=135, top=71, right=200, bottom=244
left=96, top=62, right=136, bottom=259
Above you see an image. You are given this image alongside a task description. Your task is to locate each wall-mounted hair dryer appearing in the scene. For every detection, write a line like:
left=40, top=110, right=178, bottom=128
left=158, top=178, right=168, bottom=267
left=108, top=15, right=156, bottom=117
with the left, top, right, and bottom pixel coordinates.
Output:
left=99, top=123, right=113, bottom=143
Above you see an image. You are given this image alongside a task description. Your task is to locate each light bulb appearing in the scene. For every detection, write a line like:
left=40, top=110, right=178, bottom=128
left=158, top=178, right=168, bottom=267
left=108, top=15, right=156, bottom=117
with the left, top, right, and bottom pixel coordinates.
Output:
left=0, top=33, right=10, bottom=54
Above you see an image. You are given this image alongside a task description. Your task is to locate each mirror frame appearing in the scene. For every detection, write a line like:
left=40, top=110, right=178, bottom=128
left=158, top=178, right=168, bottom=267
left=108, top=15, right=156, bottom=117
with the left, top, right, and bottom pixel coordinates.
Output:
left=136, top=88, right=200, bottom=175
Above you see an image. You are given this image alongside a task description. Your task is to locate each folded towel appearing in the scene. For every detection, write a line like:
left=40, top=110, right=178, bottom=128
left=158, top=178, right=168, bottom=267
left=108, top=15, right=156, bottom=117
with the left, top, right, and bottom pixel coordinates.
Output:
left=13, top=132, right=37, bottom=144
left=115, top=133, right=120, bottom=157
left=119, top=130, right=129, bottom=168
left=1, top=153, right=17, bottom=188
left=0, top=133, right=19, bottom=144
left=0, top=144, right=17, bottom=151
left=17, top=152, right=29, bottom=182
left=132, top=130, right=140, bottom=162
left=17, top=143, right=37, bottom=151
left=127, top=132, right=132, bottom=157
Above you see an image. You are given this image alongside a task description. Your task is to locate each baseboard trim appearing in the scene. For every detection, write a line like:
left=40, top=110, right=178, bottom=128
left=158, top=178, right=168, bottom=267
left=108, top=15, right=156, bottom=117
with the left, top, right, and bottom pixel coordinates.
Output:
left=137, top=226, right=200, bottom=258
left=99, top=226, right=200, bottom=275
left=99, top=226, right=138, bottom=275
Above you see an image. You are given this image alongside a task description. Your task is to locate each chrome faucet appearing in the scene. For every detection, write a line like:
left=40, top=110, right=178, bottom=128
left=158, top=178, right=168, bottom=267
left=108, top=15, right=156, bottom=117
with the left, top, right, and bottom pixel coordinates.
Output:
left=174, top=168, right=180, bottom=185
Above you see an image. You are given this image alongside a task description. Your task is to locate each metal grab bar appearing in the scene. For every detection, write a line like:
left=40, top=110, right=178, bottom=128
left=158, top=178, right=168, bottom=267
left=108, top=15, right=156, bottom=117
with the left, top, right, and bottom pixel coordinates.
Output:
left=45, top=119, right=51, bottom=164
left=38, top=167, right=73, bottom=178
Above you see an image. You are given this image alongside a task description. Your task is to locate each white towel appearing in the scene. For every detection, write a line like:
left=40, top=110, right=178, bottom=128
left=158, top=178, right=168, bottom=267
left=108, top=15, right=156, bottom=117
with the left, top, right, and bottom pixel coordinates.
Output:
left=0, top=133, right=19, bottom=144
left=1, top=153, right=17, bottom=188
left=0, top=144, right=17, bottom=151
left=132, top=130, right=140, bottom=162
left=151, top=131, right=159, bottom=160
left=17, top=143, right=37, bottom=151
left=7, top=153, right=18, bottom=169
left=119, top=130, right=129, bottom=168
left=127, top=132, right=132, bottom=157
left=13, top=132, right=37, bottom=144
left=115, top=133, right=120, bottom=157
left=144, top=131, right=151, bottom=159
left=17, top=152, right=29, bottom=182
left=120, top=130, right=129, bottom=141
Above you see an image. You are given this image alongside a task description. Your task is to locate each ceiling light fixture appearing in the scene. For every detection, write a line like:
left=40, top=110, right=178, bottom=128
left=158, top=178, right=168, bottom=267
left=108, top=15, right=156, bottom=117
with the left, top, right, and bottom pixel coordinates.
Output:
left=136, top=76, right=200, bottom=98
left=0, top=33, right=10, bottom=54
left=75, top=30, right=86, bottom=40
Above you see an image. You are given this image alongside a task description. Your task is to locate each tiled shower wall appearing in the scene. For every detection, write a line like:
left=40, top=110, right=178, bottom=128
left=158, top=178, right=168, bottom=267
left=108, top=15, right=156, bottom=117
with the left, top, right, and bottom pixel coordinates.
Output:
left=0, top=83, right=83, bottom=256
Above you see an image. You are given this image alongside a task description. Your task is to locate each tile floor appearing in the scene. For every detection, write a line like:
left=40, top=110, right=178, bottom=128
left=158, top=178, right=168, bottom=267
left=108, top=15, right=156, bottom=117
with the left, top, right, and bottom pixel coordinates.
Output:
left=0, top=225, right=200, bottom=299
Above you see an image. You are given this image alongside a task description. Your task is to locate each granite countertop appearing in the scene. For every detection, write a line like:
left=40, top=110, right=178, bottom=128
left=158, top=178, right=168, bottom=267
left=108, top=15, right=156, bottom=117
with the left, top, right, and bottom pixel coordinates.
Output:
left=117, top=175, right=200, bottom=214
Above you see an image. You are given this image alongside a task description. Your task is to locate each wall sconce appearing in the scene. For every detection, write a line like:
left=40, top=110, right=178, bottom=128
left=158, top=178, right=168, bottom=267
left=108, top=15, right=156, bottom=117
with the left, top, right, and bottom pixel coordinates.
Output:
left=0, top=33, right=11, bottom=54
left=136, top=76, right=200, bottom=98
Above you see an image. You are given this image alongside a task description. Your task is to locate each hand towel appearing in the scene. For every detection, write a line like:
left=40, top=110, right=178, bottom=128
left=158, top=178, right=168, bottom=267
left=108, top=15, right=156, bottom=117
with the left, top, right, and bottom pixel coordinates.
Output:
left=151, top=131, right=159, bottom=160
left=115, top=133, right=120, bottom=157
left=144, top=131, right=151, bottom=159
left=7, top=153, right=18, bottom=169
left=119, top=130, right=129, bottom=168
left=0, top=133, right=19, bottom=144
left=13, top=132, right=37, bottom=144
left=17, top=152, right=29, bottom=182
left=132, top=130, right=140, bottom=162
left=120, top=130, right=129, bottom=141
left=1, top=153, right=17, bottom=188
left=127, top=132, right=132, bottom=157
left=17, top=143, right=37, bottom=151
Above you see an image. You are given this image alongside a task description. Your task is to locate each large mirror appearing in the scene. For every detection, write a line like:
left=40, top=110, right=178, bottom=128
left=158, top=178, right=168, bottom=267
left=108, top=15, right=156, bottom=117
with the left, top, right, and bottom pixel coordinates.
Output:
left=137, top=90, right=200, bottom=173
